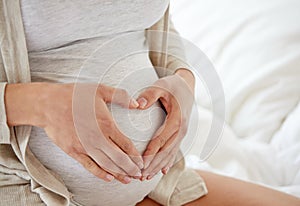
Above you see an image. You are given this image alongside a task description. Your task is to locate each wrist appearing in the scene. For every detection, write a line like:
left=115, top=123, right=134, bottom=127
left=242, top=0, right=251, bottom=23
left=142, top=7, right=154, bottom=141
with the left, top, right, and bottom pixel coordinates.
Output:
left=175, top=68, right=195, bottom=91
left=5, top=82, right=49, bottom=127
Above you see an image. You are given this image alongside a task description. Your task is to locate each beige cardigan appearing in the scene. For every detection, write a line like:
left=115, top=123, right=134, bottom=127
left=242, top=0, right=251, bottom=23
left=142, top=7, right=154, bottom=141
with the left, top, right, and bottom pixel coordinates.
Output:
left=0, top=0, right=193, bottom=205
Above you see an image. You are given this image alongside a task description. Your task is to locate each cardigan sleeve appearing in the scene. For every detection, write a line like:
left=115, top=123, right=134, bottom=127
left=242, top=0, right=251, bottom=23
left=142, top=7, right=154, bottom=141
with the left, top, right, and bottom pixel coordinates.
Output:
left=0, top=82, right=10, bottom=144
left=0, top=52, right=10, bottom=144
left=164, top=19, right=190, bottom=75
left=147, top=12, right=190, bottom=78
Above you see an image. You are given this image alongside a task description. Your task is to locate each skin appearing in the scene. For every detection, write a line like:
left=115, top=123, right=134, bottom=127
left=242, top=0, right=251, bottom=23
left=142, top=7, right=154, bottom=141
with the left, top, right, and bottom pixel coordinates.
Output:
left=5, top=82, right=144, bottom=184
left=4, top=69, right=193, bottom=184
left=136, top=170, right=300, bottom=206
left=135, top=69, right=300, bottom=205
left=5, top=69, right=300, bottom=205
left=137, top=69, right=195, bottom=180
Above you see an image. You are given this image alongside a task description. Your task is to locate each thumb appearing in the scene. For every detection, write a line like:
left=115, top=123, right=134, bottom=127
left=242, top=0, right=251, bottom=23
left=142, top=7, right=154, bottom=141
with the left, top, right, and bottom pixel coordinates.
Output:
left=100, top=85, right=139, bottom=109
left=137, top=87, right=162, bottom=110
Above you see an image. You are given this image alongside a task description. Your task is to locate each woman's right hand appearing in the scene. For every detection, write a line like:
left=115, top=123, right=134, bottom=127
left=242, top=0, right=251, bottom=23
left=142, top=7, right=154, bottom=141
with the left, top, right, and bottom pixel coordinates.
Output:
left=5, top=83, right=143, bottom=184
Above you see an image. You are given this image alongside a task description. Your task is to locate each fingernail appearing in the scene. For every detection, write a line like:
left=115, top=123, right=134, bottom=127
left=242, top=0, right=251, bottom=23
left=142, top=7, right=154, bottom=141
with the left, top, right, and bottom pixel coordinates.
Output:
left=163, top=167, right=169, bottom=175
left=131, top=99, right=139, bottom=108
left=147, top=173, right=155, bottom=180
left=123, top=176, right=131, bottom=183
left=106, top=174, right=114, bottom=182
left=141, top=176, right=147, bottom=181
left=138, top=98, right=147, bottom=108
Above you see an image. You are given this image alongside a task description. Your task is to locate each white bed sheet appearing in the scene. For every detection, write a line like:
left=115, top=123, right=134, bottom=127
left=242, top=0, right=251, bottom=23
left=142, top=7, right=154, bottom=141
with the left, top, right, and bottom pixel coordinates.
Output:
left=171, top=0, right=300, bottom=197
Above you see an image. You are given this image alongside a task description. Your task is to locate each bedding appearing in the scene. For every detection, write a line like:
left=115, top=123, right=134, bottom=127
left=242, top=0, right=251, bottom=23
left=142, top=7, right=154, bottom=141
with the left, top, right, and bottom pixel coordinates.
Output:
left=171, top=0, right=300, bottom=197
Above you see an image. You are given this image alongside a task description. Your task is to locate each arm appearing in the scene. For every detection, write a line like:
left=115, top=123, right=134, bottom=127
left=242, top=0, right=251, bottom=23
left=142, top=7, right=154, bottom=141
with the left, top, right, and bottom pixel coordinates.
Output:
left=4, top=83, right=46, bottom=127
left=2, top=82, right=143, bottom=183
left=139, top=9, right=196, bottom=179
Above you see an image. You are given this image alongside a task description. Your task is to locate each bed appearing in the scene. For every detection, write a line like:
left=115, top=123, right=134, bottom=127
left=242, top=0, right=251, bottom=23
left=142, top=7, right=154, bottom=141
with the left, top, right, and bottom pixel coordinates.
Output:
left=171, top=0, right=300, bottom=198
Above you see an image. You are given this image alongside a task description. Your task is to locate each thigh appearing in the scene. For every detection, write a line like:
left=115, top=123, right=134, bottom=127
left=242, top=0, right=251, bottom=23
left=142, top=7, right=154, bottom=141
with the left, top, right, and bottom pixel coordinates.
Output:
left=185, top=170, right=300, bottom=206
left=137, top=170, right=300, bottom=206
left=136, top=197, right=161, bottom=206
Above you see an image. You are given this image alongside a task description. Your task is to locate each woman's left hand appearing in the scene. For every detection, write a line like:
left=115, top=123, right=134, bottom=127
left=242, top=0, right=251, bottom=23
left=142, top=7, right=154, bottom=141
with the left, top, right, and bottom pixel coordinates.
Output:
left=136, top=69, right=195, bottom=180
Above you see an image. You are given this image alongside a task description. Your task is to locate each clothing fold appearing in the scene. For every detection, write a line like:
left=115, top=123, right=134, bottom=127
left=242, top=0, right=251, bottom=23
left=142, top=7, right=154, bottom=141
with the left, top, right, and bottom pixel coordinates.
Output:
left=0, top=0, right=206, bottom=205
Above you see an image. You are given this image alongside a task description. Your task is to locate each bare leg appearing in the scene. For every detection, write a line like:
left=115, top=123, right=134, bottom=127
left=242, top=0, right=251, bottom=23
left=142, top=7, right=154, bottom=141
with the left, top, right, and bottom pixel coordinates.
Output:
left=186, top=170, right=300, bottom=206
left=137, top=170, right=300, bottom=206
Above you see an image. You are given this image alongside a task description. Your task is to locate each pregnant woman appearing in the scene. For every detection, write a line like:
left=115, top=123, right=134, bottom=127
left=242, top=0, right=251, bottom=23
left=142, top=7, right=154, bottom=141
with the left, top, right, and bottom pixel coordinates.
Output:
left=1, top=0, right=300, bottom=206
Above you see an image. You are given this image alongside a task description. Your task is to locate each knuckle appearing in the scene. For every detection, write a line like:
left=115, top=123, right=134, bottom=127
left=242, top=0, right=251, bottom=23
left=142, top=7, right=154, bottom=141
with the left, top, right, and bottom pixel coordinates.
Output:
left=142, top=88, right=156, bottom=100
left=118, top=89, right=129, bottom=98
left=65, top=146, right=78, bottom=157
left=100, top=118, right=114, bottom=129
left=83, top=158, right=96, bottom=170
left=158, top=137, right=166, bottom=146
left=146, top=143, right=157, bottom=154
left=122, top=141, right=133, bottom=153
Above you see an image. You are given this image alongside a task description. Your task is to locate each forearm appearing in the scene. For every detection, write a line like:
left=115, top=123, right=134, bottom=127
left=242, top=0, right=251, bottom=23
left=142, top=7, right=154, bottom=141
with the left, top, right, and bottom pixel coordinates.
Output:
left=4, top=83, right=48, bottom=127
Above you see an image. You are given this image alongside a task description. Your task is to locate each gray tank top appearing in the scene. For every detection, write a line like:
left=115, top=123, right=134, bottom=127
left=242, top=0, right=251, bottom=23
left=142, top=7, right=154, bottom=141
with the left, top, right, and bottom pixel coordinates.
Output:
left=21, top=0, right=169, bottom=205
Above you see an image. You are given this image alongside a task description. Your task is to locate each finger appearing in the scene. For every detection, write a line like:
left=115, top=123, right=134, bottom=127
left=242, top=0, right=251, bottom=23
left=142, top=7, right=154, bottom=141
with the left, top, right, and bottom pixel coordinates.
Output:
left=147, top=145, right=178, bottom=180
left=162, top=153, right=177, bottom=174
left=98, top=84, right=139, bottom=109
left=155, top=143, right=181, bottom=178
left=142, top=132, right=179, bottom=178
left=161, top=167, right=169, bottom=175
left=104, top=135, right=143, bottom=177
left=143, top=113, right=180, bottom=169
left=102, top=142, right=142, bottom=177
left=136, top=86, right=163, bottom=109
left=142, top=150, right=170, bottom=180
left=96, top=117, right=143, bottom=176
left=147, top=140, right=180, bottom=180
left=88, top=148, right=135, bottom=184
left=108, top=121, right=144, bottom=169
left=71, top=152, right=115, bottom=182
left=160, top=129, right=186, bottom=175
left=96, top=100, right=144, bottom=170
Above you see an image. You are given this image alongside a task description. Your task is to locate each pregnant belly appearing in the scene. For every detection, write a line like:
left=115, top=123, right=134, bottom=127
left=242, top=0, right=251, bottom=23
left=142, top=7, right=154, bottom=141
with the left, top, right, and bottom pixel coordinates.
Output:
left=29, top=64, right=165, bottom=206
